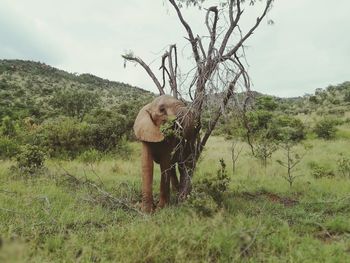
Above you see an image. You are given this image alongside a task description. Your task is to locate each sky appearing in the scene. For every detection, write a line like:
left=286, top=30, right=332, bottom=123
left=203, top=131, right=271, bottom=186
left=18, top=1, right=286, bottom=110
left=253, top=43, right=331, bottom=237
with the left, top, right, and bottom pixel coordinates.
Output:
left=0, top=0, right=349, bottom=97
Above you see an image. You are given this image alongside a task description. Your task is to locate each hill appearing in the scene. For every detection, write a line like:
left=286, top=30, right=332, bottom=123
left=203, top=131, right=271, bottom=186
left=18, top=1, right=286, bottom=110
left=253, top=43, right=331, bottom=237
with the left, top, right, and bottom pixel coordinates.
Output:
left=0, top=59, right=153, bottom=121
left=1, top=59, right=350, bottom=122
left=277, top=82, right=350, bottom=117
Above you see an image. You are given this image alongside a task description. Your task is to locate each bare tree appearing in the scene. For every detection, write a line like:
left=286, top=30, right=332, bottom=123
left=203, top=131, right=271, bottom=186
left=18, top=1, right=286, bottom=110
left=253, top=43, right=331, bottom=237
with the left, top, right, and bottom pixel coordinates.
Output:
left=123, top=0, right=273, bottom=196
left=276, top=142, right=310, bottom=187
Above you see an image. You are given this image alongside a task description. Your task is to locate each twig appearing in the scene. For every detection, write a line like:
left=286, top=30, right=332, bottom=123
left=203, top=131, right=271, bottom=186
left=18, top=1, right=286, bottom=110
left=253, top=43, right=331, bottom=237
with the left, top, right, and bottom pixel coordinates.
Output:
left=57, top=165, right=144, bottom=216
left=122, top=54, right=165, bottom=95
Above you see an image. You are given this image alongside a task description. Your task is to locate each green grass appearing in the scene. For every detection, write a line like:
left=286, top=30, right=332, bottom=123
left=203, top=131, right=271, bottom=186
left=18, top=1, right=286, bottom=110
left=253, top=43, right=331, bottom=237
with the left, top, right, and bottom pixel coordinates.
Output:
left=1, top=137, right=350, bottom=262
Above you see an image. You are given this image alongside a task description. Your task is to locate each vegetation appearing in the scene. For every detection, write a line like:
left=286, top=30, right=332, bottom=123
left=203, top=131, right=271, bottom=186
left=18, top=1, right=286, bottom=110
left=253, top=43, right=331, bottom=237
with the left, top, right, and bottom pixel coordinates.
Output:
left=1, top=59, right=350, bottom=261
left=0, top=60, right=153, bottom=159
left=1, top=137, right=350, bottom=262
left=314, top=118, right=338, bottom=140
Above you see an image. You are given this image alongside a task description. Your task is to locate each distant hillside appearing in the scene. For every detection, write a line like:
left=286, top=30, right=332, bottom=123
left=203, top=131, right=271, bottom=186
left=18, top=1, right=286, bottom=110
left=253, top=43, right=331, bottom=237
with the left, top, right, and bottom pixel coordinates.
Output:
left=276, top=81, right=350, bottom=118
left=1, top=59, right=349, bottom=123
left=0, top=59, right=153, bottom=120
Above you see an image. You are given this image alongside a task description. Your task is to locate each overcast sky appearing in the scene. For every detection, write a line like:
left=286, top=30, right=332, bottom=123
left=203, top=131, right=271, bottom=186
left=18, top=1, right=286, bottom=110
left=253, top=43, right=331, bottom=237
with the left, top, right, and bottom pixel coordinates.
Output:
left=0, top=0, right=349, bottom=97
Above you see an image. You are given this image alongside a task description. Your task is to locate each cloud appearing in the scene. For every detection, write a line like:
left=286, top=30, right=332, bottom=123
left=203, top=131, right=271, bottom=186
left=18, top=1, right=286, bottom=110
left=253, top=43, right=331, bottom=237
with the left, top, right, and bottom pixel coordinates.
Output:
left=245, top=0, right=350, bottom=97
left=0, top=0, right=349, bottom=97
left=0, top=2, right=64, bottom=64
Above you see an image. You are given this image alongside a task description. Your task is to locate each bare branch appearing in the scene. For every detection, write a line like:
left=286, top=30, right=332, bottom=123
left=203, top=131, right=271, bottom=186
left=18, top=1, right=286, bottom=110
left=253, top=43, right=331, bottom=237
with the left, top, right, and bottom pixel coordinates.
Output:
left=222, top=0, right=272, bottom=61
left=205, top=6, right=219, bottom=59
left=199, top=70, right=243, bottom=153
left=219, top=0, right=242, bottom=56
left=168, top=0, right=201, bottom=65
left=122, top=54, right=165, bottom=95
left=160, top=52, right=170, bottom=90
left=196, top=35, right=207, bottom=60
left=168, top=45, right=178, bottom=98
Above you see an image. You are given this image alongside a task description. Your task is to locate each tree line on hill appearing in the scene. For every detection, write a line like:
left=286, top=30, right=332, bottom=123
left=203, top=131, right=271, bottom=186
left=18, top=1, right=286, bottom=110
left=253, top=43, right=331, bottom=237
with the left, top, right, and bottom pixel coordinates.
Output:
left=0, top=60, right=349, bottom=164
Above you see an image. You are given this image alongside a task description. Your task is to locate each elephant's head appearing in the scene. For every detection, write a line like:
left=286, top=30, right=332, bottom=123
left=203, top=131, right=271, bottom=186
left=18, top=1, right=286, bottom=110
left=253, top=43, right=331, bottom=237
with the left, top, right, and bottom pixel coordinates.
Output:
left=134, top=95, right=196, bottom=142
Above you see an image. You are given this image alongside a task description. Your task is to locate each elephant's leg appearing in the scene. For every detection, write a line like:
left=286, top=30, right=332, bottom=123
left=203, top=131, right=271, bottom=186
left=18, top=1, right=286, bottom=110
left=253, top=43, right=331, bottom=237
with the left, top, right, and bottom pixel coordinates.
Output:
left=170, top=165, right=179, bottom=193
left=141, top=142, right=154, bottom=213
left=158, top=158, right=171, bottom=208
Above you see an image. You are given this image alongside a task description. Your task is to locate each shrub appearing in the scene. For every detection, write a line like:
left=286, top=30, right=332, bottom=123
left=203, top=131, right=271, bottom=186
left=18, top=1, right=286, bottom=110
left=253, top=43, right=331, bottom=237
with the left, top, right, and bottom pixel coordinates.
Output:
left=337, top=154, right=350, bottom=177
left=1, top=116, right=17, bottom=137
left=16, top=144, right=46, bottom=174
left=0, top=136, right=20, bottom=159
left=38, top=116, right=90, bottom=158
left=187, top=159, right=230, bottom=216
left=309, top=96, right=318, bottom=104
left=253, top=139, right=277, bottom=167
left=50, top=89, right=100, bottom=121
left=344, top=91, right=350, bottom=102
left=86, top=110, right=128, bottom=152
left=270, top=115, right=306, bottom=142
left=308, top=162, right=335, bottom=179
left=314, top=118, right=337, bottom=139
left=36, top=114, right=129, bottom=158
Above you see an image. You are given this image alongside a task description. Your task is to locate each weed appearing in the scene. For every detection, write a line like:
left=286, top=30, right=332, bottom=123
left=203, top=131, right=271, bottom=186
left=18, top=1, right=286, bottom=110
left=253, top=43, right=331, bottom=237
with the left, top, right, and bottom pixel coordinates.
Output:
left=337, top=154, right=350, bottom=177
left=187, top=159, right=230, bottom=216
left=308, top=161, right=335, bottom=179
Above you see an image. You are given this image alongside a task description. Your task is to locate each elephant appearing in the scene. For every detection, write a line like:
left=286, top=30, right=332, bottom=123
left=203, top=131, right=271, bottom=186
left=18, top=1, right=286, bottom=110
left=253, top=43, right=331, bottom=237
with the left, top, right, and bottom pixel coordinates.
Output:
left=134, top=95, right=197, bottom=213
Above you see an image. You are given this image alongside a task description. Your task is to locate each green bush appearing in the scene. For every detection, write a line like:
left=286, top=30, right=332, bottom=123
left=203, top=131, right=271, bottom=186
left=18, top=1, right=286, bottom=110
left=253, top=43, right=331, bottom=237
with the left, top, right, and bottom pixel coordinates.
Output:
left=337, top=155, right=350, bottom=177
left=50, top=89, right=100, bottom=121
left=344, top=91, right=350, bottom=102
left=16, top=144, right=46, bottom=174
left=187, top=159, right=230, bottom=216
left=308, top=161, right=335, bottom=179
left=314, top=118, right=337, bottom=139
left=38, top=116, right=90, bottom=158
left=85, top=109, right=128, bottom=152
left=270, top=115, right=306, bottom=142
left=0, top=136, right=20, bottom=159
left=1, top=116, right=17, bottom=137
left=35, top=114, right=129, bottom=158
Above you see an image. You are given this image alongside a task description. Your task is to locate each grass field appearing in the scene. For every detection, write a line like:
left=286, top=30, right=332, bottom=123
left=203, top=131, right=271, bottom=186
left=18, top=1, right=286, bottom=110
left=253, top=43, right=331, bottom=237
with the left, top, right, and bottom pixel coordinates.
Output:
left=1, top=136, right=350, bottom=262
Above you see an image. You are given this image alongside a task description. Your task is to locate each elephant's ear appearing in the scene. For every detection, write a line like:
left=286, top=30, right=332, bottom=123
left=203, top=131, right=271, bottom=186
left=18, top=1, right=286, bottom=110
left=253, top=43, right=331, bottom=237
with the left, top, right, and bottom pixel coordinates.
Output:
left=134, top=104, right=164, bottom=142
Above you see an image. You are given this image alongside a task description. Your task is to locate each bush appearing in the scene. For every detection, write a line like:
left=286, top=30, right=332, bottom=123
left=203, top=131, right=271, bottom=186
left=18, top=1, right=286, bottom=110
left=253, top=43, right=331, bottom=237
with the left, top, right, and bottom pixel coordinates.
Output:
left=16, top=144, right=46, bottom=174
left=50, top=89, right=100, bottom=121
left=187, top=159, right=230, bottom=216
left=270, top=115, right=306, bottom=142
left=314, top=118, right=337, bottom=139
left=85, top=110, right=128, bottom=152
left=344, top=91, right=350, bottom=102
left=38, top=116, right=90, bottom=158
left=1, top=116, right=17, bottom=137
left=308, top=162, right=335, bottom=179
left=337, top=154, right=350, bottom=177
left=35, top=113, right=130, bottom=158
left=0, top=136, right=20, bottom=159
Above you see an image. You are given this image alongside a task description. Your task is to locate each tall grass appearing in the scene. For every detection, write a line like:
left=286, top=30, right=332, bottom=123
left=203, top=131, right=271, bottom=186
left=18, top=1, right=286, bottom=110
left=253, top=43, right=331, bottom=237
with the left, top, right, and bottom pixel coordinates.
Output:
left=1, top=136, right=350, bottom=262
